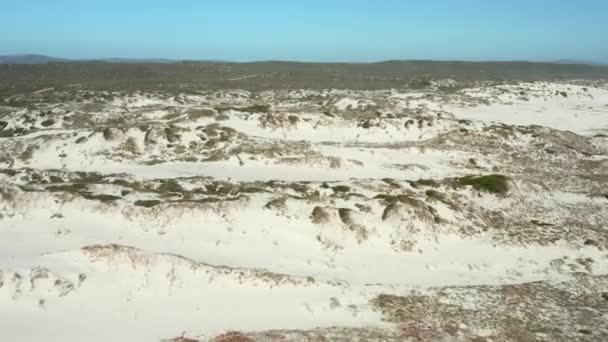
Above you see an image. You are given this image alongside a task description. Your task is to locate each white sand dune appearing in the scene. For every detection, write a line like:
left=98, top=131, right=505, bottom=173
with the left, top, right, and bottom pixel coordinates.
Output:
left=1, top=81, right=607, bottom=341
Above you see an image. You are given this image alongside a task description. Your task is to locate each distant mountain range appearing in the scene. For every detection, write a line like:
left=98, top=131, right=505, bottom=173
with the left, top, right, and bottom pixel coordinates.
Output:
left=1, top=54, right=607, bottom=66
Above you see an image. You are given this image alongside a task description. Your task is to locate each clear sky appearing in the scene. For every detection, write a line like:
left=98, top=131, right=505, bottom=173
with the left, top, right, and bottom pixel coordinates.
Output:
left=1, top=0, right=607, bottom=62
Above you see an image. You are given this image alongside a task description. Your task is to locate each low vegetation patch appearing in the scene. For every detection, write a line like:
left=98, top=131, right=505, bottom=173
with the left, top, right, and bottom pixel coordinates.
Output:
left=46, top=183, right=89, bottom=193
left=45, top=182, right=121, bottom=203
left=215, top=104, right=271, bottom=114
left=409, top=78, right=432, bottom=89
left=311, top=206, right=330, bottom=224
left=453, top=174, right=509, bottom=194
left=18, top=145, right=38, bottom=162
left=188, top=108, right=215, bottom=120
left=425, top=189, right=458, bottom=210
left=264, top=197, right=287, bottom=211
left=332, top=185, right=351, bottom=193
left=134, top=200, right=162, bottom=208
left=381, top=178, right=402, bottom=188
left=40, top=119, right=55, bottom=127
left=81, top=193, right=121, bottom=203
left=374, top=194, right=424, bottom=208
left=382, top=202, right=400, bottom=220
left=157, top=179, right=184, bottom=194
left=337, top=208, right=354, bottom=225
left=409, top=179, right=440, bottom=188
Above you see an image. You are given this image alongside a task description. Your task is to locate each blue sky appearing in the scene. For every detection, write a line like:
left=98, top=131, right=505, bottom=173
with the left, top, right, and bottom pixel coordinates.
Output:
left=1, top=0, right=607, bottom=62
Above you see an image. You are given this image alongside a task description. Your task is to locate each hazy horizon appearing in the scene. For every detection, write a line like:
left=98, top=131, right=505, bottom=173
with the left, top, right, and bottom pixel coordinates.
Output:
left=2, top=0, right=607, bottom=63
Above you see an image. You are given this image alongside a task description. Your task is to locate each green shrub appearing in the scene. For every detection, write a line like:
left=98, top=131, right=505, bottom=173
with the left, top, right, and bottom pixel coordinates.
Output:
left=454, top=174, right=509, bottom=194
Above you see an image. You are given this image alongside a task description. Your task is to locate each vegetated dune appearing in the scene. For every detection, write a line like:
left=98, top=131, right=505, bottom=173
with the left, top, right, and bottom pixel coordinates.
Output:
left=1, top=77, right=608, bottom=341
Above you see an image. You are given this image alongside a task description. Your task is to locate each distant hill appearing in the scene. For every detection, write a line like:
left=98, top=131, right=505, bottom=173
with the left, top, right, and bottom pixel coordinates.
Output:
left=0, top=54, right=182, bottom=64
left=0, top=54, right=67, bottom=64
left=552, top=59, right=608, bottom=67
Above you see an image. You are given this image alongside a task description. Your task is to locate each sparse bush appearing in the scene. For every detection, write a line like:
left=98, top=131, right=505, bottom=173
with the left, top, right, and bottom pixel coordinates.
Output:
left=359, top=119, right=373, bottom=129
left=530, top=219, right=554, bottom=227
left=46, top=183, right=89, bottom=193
left=164, top=125, right=181, bottom=143
left=18, top=145, right=38, bottom=162
left=409, top=78, right=432, bottom=89
left=102, top=127, right=124, bottom=141
left=0, top=186, right=17, bottom=200
left=264, top=197, right=287, bottom=211
left=215, top=104, right=271, bottom=114
left=311, top=206, right=330, bottom=224
left=49, top=175, right=64, bottom=183
left=41, top=119, right=55, bottom=127
left=81, top=193, right=121, bottom=203
left=337, top=208, right=354, bottom=224
left=425, top=189, right=457, bottom=209
left=425, top=189, right=444, bottom=201
left=134, top=200, right=161, bottom=208
left=157, top=180, right=184, bottom=194
left=382, top=202, right=400, bottom=220
left=121, top=137, right=139, bottom=155
left=381, top=178, right=401, bottom=188
left=288, top=115, right=299, bottom=124
left=188, top=108, right=215, bottom=120
left=102, top=127, right=113, bottom=140
left=144, top=126, right=165, bottom=145
left=161, top=112, right=182, bottom=121
left=332, top=185, right=351, bottom=193
left=409, top=179, right=439, bottom=188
